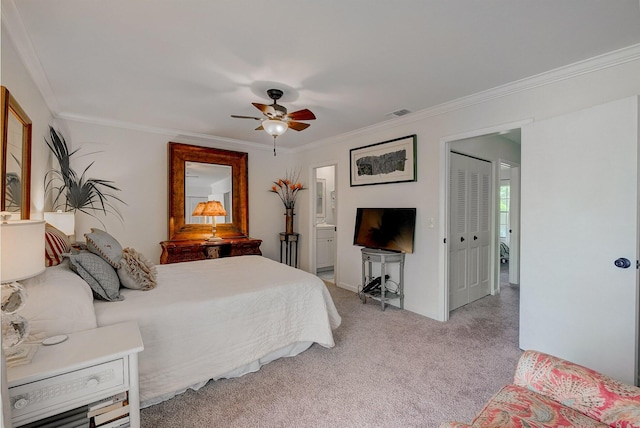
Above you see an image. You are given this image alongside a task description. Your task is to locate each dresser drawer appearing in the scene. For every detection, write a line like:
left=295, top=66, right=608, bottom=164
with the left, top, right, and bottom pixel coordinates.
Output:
left=160, top=238, right=262, bottom=264
left=228, top=241, right=262, bottom=256
left=9, top=358, right=125, bottom=420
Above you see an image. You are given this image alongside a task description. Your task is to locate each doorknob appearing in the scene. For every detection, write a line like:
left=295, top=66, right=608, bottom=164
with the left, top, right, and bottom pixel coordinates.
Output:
left=460, top=237, right=465, bottom=242
left=614, top=258, right=631, bottom=269
left=473, top=235, right=478, bottom=240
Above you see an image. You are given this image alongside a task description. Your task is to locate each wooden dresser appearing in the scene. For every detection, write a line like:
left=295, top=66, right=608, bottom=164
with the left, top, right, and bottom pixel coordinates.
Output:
left=160, top=237, right=262, bottom=264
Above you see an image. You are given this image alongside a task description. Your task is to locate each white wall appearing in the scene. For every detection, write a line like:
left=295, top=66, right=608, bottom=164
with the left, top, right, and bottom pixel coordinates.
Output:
left=2, top=26, right=294, bottom=262
left=51, top=120, right=294, bottom=263
left=1, top=25, right=54, bottom=218
left=5, top=25, right=640, bottom=320
left=293, top=53, right=640, bottom=320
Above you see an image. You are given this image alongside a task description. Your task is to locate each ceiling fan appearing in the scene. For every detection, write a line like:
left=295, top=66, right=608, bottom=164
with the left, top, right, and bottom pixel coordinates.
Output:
left=231, top=89, right=316, bottom=155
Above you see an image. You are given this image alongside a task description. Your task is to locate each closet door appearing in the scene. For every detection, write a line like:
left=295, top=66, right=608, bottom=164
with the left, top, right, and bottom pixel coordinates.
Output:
left=520, top=96, right=639, bottom=384
left=449, top=153, right=492, bottom=311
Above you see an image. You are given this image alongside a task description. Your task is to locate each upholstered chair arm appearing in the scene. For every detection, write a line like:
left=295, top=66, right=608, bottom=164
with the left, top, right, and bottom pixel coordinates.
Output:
left=513, top=350, right=640, bottom=426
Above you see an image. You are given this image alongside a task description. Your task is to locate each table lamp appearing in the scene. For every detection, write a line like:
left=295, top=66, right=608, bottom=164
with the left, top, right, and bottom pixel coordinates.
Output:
left=1, top=217, right=45, bottom=350
left=44, top=210, right=75, bottom=241
left=191, top=202, right=206, bottom=223
left=201, top=201, right=227, bottom=241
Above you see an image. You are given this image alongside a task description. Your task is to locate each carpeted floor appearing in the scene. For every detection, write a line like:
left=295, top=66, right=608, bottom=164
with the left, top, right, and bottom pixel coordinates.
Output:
left=141, top=272, right=521, bottom=427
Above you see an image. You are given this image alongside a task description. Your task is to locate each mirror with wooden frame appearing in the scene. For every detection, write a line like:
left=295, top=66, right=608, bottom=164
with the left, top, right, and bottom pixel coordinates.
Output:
left=168, top=142, right=248, bottom=240
left=1, top=86, right=32, bottom=219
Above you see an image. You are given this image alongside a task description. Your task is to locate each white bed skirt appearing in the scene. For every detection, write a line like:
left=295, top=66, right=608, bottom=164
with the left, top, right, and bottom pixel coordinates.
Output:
left=140, top=341, right=313, bottom=408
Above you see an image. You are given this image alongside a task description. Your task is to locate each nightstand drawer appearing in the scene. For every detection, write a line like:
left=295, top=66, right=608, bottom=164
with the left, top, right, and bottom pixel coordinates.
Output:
left=9, top=358, right=125, bottom=420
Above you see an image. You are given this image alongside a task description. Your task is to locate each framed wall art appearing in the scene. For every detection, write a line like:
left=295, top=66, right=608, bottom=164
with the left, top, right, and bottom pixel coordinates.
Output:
left=349, top=134, right=417, bottom=186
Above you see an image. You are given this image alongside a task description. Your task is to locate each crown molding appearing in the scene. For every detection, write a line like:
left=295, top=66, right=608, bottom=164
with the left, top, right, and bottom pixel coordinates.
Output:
left=295, top=42, right=640, bottom=152
left=57, top=112, right=284, bottom=154
left=5, top=0, right=640, bottom=154
left=1, top=0, right=60, bottom=113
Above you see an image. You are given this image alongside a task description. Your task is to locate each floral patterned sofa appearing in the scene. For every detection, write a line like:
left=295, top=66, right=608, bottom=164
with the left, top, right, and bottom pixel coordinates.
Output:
left=441, top=350, right=640, bottom=428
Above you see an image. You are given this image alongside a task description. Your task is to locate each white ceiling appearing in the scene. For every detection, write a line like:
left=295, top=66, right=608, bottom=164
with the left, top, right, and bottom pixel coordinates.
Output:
left=3, top=0, right=640, bottom=150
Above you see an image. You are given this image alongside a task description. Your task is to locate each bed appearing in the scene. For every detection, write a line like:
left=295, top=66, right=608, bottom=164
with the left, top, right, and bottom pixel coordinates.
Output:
left=20, top=254, right=341, bottom=408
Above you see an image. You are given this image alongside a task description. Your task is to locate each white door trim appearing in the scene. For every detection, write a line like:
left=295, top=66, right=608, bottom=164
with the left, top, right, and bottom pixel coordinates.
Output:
left=439, top=119, right=532, bottom=321
left=498, top=160, right=521, bottom=286
left=309, top=161, right=338, bottom=282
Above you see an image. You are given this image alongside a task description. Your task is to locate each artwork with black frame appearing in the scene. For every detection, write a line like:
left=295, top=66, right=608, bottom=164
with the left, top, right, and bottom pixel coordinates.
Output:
left=350, top=134, right=416, bottom=187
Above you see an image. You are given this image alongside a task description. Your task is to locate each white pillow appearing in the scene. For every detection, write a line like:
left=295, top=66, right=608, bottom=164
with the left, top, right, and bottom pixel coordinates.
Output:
left=19, top=260, right=98, bottom=338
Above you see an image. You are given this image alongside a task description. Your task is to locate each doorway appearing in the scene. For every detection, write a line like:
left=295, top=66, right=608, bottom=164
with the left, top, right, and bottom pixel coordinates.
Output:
left=314, top=165, right=336, bottom=283
left=444, top=128, right=522, bottom=317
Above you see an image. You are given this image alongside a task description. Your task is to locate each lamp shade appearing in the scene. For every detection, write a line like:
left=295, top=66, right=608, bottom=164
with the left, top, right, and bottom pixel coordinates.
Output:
left=1, top=220, right=45, bottom=283
left=192, top=202, right=206, bottom=216
left=201, top=201, right=227, bottom=217
left=262, top=119, right=288, bottom=137
left=44, top=211, right=75, bottom=236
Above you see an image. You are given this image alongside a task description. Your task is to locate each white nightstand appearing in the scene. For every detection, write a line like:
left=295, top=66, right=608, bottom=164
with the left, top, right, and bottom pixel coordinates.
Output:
left=6, top=321, right=144, bottom=427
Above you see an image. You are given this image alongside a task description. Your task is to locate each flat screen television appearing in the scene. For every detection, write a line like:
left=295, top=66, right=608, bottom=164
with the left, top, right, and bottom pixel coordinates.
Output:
left=353, top=208, right=416, bottom=253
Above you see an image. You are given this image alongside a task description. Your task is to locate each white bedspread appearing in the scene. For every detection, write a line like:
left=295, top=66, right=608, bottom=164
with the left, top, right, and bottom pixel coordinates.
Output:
left=93, top=255, right=341, bottom=406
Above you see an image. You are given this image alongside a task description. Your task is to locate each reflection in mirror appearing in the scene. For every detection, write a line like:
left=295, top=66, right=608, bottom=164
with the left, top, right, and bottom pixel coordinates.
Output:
left=1, top=86, right=32, bottom=220
left=5, top=112, right=23, bottom=211
left=316, top=178, right=326, bottom=219
left=185, top=162, right=232, bottom=224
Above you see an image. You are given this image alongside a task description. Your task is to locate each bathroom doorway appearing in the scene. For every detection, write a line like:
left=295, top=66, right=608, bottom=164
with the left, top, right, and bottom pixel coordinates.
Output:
left=314, top=165, right=336, bottom=283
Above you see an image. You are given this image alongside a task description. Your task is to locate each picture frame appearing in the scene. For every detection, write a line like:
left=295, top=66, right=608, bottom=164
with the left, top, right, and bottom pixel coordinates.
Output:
left=350, top=134, right=417, bottom=187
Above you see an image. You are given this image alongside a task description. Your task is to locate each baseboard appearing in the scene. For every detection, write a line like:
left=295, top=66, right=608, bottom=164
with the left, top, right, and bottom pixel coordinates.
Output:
left=337, top=282, right=358, bottom=293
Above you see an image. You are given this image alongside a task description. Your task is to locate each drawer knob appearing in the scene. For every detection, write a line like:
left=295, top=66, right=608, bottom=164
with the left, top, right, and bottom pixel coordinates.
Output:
left=14, top=397, right=29, bottom=410
left=86, top=377, right=100, bottom=388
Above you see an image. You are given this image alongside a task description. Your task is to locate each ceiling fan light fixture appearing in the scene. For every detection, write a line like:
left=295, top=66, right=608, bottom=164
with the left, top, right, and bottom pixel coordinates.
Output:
left=262, top=119, right=288, bottom=137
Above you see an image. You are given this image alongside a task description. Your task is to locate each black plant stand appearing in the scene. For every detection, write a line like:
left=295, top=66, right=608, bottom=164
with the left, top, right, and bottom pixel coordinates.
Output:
left=279, top=232, right=299, bottom=268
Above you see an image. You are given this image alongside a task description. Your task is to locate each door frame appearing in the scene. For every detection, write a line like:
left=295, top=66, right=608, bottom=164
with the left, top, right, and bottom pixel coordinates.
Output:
left=439, top=119, right=531, bottom=321
left=498, top=160, right=521, bottom=285
left=309, top=161, right=338, bottom=280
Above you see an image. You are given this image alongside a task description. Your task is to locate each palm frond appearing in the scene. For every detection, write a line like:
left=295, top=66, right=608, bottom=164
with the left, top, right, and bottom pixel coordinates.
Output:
left=5, top=172, right=21, bottom=210
left=44, top=126, right=125, bottom=222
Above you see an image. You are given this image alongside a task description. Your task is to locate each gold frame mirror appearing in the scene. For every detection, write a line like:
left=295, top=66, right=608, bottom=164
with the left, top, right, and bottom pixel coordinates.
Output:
left=168, top=142, right=248, bottom=241
left=1, top=86, right=32, bottom=219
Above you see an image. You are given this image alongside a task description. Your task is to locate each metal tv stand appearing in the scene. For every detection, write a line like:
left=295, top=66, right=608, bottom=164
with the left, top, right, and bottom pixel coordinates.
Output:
left=360, top=247, right=405, bottom=311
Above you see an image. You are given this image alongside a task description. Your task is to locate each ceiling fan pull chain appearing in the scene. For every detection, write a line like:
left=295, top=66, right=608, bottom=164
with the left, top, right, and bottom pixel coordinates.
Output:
left=273, top=136, right=277, bottom=156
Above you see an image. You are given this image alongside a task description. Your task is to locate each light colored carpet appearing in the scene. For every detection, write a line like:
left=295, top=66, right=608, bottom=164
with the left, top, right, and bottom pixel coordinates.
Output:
left=141, top=279, right=521, bottom=427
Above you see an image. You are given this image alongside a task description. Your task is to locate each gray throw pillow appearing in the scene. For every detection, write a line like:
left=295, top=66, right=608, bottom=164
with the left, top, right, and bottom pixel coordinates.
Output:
left=64, top=251, right=123, bottom=301
left=85, top=228, right=123, bottom=268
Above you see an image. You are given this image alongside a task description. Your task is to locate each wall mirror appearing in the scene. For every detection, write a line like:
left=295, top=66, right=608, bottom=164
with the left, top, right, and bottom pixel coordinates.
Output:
left=1, top=86, right=32, bottom=219
left=168, top=142, right=248, bottom=240
left=316, top=178, right=326, bottom=219
left=185, top=161, right=232, bottom=224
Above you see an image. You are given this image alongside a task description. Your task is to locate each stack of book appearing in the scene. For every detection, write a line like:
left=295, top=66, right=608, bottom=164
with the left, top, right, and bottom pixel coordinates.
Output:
left=20, top=391, right=130, bottom=428
left=87, top=392, right=130, bottom=428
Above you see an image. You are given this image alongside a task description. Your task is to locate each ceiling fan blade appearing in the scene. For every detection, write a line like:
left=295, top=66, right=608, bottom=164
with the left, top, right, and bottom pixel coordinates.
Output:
left=288, top=121, right=311, bottom=131
left=252, top=102, right=271, bottom=114
left=287, top=109, right=316, bottom=121
left=255, top=125, right=264, bottom=131
left=231, top=115, right=262, bottom=120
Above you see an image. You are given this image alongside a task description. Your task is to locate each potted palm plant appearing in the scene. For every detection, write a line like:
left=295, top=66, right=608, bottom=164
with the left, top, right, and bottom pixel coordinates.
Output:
left=44, top=126, right=124, bottom=226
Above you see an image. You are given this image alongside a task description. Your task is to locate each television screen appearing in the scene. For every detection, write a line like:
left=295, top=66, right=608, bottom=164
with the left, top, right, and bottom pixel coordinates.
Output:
left=353, top=208, right=416, bottom=253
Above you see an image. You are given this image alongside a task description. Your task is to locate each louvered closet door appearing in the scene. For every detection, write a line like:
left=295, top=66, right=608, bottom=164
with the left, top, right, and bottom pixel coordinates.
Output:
left=449, top=152, right=492, bottom=311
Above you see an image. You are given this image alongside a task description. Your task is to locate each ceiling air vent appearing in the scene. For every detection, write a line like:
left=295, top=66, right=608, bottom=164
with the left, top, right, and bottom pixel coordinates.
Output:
left=386, top=108, right=412, bottom=118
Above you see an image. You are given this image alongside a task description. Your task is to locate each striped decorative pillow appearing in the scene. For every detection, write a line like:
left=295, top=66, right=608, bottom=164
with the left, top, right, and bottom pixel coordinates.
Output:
left=45, top=223, right=71, bottom=267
